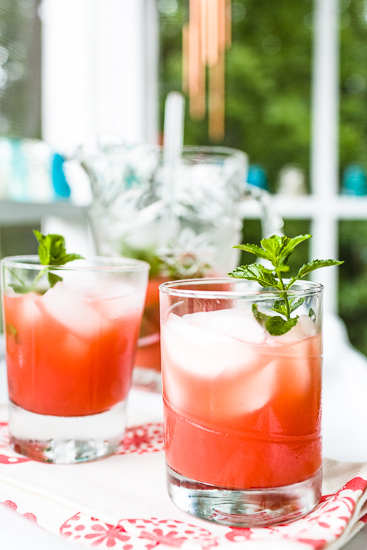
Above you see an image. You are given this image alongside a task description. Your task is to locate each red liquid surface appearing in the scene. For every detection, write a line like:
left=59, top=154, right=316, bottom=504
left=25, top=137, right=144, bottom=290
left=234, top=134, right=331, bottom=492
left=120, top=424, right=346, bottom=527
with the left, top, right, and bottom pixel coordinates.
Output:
left=161, top=314, right=322, bottom=489
left=4, top=287, right=142, bottom=417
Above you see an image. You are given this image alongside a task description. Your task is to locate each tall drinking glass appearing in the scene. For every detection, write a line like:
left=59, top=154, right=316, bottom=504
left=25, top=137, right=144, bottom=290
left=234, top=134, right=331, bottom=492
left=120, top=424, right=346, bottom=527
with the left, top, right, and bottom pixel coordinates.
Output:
left=160, top=278, right=323, bottom=527
left=1, top=256, right=149, bottom=463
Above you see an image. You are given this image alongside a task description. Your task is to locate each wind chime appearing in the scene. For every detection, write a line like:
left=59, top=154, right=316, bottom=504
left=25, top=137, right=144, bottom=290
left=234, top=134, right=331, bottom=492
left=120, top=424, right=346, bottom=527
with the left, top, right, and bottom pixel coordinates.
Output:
left=182, top=0, right=232, bottom=142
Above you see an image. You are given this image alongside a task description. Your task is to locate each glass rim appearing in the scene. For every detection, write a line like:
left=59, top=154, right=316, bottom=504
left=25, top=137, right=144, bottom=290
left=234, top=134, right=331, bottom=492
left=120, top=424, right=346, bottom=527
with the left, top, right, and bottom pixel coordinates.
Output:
left=159, top=277, right=323, bottom=299
left=78, top=138, right=248, bottom=162
left=178, top=145, right=247, bottom=159
left=0, top=255, right=150, bottom=273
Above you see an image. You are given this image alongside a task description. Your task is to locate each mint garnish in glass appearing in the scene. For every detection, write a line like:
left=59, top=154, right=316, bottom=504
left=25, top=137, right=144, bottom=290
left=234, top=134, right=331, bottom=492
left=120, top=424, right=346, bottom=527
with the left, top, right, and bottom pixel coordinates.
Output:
left=9, top=230, right=84, bottom=294
left=228, top=234, right=343, bottom=336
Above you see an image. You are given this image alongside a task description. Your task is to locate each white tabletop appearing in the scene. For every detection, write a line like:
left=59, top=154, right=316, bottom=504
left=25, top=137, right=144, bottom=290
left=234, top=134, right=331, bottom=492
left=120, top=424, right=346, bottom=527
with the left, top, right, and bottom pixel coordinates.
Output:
left=1, top=313, right=367, bottom=549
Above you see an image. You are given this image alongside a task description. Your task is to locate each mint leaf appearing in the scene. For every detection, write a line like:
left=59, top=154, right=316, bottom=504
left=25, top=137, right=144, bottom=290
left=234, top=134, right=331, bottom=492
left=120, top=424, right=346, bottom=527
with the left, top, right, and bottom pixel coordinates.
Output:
left=288, top=296, right=305, bottom=314
left=33, top=231, right=84, bottom=267
left=265, top=315, right=298, bottom=336
left=6, top=323, right=19, bottom=344
left=296, top=259, right=344, bottom=280
left=229, top=233, right=343, bottom=336
left=47, top=272, right=63, bottom=288
left=309, top=308, right=316, bottom=323
left=271, top=300, right=288, bottom=316
left=260, top=235, right=289, bottom=266
left=234, top=235, right=311, bottom=271
left=278, top=235, right=311, bottom=265
left=252, top=304, right=270, bottom=326
left=272, top=297, right=304, bottom=316
left=6, top=323, right=17, bottom=337
left=253, top=303, right=299, bottom=336
left=234, top=243, right=270, bottom=261
left=229, top=263, right=278, bottom=288
left=9, top=283, right=34, bottom=294
left=33, top=230, right=84, bottom=289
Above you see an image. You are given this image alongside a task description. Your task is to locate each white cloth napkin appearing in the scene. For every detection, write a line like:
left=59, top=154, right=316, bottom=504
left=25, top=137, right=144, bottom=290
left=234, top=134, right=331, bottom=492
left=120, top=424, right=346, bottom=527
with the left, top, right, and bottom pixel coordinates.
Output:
left=0, top=390, right=366, bottom=550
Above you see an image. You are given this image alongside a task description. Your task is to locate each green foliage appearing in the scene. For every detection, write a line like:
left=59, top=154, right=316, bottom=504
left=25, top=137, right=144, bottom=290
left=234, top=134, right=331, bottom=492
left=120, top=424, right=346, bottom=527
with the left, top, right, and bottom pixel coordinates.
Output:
left=339, top=221, right=367, bottom=355
left=159, top=0, right=314, bottom=189
left=0, top=0, right=41, bottom=138
left=159, top=0, right=367, bottom=189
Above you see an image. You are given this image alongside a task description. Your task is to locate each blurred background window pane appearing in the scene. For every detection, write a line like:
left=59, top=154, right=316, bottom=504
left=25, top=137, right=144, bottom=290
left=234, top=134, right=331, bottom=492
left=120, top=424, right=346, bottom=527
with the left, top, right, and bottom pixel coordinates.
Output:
left=0, top=0, right=41, bottom=138
left=339, top=0, right=367, bottom=191
left=0, top=0, right=42, bottom=256
left=339, top=220, right=367, bottom=356
left=338, top=0, right=367, bottom=356
left=158, top=0, right=313, bottom=193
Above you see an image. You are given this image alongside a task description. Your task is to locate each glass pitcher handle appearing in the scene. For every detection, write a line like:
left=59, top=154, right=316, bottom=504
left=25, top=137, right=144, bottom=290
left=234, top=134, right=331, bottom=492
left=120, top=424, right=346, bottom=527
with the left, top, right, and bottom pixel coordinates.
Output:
left=241, top=183, right=284, bottom=238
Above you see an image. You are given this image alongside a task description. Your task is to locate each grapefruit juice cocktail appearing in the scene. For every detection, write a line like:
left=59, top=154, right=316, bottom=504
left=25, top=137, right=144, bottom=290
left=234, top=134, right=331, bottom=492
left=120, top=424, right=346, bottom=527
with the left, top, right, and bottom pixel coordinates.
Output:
left=1, top=244, right=149, bottom=464
left=160, top=278, right=323, bottom=527
left=159, top=233, right=342, bottom=527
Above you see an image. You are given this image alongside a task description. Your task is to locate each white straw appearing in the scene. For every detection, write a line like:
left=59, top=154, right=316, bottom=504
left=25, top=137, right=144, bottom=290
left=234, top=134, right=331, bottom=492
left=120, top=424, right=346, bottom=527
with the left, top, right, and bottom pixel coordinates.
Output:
left=162, top=92, right=185, bottom=240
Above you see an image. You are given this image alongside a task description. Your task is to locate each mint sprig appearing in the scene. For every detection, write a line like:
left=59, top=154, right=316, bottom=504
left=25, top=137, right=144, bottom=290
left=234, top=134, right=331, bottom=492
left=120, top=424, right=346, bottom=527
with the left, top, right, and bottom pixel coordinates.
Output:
left=9, top=231, right=84, bottom=294
left=229, top=234, right=343, bottom=336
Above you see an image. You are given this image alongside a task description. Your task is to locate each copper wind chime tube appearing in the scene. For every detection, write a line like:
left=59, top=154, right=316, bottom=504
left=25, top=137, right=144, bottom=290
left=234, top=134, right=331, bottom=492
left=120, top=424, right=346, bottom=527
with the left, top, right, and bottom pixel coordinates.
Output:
left=182, top=0, right=232, bottom=141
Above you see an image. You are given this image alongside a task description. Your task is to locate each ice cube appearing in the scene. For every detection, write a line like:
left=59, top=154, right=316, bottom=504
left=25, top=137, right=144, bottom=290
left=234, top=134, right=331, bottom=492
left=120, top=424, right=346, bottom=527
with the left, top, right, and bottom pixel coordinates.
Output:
left=185, top=308, right=265, bottom=344
left=20, top=293, right=43, bottom=324
left=162, top=313, right=277, bottom=420
left=61, top=275, right=137, bottom=300
left=266, top=330, right=322, bottom=401
left=93, top=281, right=141, bottom=300
left=223, top=358, right=278, bottom=416
left=184, top=308, right=252, bottom=326
left=268, top=341, right=315, bottom=401
left=37, top=283, right=104, bottom=338
left=5, top=292, right=42, bottom=328
left=100, top=292, right=145, bottom=320
left=161, top=313, right=260, bottom=378
left=167, top=313, right=233, bottom=344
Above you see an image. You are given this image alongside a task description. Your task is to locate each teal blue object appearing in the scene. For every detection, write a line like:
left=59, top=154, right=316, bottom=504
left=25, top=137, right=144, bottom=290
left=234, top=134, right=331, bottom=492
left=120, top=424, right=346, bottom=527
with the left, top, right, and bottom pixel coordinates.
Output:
left=52, top=153, right=71, bottom=198
left=9, top=139, right=29, bottom=200
left=247, top=164, right=268, bottom=190
left=341, top=164, right=367, bottom=196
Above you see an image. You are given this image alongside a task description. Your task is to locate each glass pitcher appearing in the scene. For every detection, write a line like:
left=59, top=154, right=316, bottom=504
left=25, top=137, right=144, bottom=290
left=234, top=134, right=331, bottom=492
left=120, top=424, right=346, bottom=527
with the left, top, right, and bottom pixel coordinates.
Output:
left=76, top=136, right=282, bottom=390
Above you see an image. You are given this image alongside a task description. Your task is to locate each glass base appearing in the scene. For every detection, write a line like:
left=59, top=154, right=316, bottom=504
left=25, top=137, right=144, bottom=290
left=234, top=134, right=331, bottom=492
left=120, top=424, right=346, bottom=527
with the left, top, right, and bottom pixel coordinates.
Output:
left=8, top=400, right=127, bottom=464
left=167, top=464, right=322, bottom=527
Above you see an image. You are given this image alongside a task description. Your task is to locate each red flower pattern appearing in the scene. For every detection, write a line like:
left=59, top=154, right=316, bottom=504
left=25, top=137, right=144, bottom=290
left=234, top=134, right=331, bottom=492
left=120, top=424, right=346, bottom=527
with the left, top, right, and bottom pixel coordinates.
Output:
left=121, top=518, right=218, bottom=549
left=84, top=523, right=131, bottom=547
left=117, top=424, right=164, bottom=455
left=3, top=500, right=38, bottom=523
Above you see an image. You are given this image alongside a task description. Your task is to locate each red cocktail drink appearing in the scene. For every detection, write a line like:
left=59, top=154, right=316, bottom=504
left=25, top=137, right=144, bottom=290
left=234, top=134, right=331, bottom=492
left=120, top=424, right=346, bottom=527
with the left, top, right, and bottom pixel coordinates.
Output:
left=160, top=278, right=323, bottom=527
left=1, top=256, right=149, bottom=463
left=5, top=289, right=141, bottom=417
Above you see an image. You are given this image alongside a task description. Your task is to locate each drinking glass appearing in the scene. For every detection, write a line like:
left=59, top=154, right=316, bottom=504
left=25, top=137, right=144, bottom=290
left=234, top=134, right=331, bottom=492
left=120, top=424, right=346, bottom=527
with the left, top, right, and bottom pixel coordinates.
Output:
left=1, top=255, right=149, bottom=463
left=159, top=278, right=323, bottom=527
